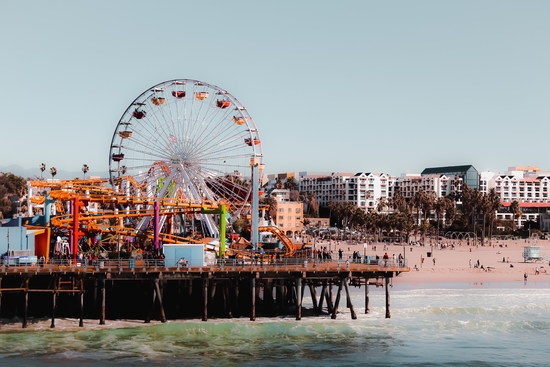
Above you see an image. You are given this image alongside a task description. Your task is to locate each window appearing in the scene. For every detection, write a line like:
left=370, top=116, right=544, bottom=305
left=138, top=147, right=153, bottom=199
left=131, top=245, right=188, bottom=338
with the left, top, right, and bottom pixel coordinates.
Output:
left=278, top=215, right=284, bottom=220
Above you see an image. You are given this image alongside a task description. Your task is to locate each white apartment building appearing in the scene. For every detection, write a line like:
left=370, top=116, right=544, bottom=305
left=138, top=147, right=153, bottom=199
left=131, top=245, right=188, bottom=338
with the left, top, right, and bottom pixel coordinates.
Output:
left=395, top=173, right=459, bottom=199
left=473, top=167, right=550, bottom=227
left=299, top=172, right=394, bottom=210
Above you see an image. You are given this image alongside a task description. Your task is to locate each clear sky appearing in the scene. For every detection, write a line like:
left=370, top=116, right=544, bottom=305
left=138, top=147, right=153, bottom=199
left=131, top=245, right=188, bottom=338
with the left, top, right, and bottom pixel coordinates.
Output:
left=1, top=1, right=549, bottom=177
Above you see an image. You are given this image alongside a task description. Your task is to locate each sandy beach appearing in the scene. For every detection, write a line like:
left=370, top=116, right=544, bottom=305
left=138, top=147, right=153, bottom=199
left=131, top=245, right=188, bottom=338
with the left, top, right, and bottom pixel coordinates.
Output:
left=322, top=238, right=550, bottom=284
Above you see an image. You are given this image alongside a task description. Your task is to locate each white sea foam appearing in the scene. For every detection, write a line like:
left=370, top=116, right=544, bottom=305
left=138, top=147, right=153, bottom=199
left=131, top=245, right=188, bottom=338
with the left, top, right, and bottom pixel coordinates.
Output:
left=1, top=284, right=550, bottom=366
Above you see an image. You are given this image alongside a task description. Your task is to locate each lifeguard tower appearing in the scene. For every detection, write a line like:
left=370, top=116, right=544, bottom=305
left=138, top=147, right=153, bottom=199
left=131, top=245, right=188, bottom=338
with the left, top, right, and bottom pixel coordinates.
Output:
left=523, top=246, right=544, bottom=262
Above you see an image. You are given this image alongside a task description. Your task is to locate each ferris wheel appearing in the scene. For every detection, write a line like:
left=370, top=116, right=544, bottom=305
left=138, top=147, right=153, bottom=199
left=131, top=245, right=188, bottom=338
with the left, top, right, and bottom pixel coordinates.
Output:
left=109, top=79, right=263, bottom=236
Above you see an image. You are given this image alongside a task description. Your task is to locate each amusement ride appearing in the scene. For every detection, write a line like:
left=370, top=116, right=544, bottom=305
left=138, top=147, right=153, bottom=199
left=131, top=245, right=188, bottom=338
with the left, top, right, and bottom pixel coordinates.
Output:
left=27, top=79, right=295, bottom=261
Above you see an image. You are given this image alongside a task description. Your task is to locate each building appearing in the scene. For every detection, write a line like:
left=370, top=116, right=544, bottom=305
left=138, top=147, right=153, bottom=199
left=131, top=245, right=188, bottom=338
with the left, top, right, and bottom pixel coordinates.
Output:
left=270, top=189, right=304, bottom=237
left=421, top=165, right=479, bottom=190
left=299, top=172, right=394, bottom=209
left=263, top=172, right=309, bottom=191
left=395, top=173, right=458, bottom=200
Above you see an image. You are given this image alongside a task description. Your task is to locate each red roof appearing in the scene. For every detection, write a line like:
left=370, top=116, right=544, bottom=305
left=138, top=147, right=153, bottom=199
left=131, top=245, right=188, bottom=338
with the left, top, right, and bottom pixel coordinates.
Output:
left=501, top=202, right=550, bottom=208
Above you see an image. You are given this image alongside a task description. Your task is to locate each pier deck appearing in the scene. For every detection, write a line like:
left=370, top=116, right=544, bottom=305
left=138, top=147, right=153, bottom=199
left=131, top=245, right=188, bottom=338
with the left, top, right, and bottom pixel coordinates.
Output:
left=0, top=260, right=409, bottom=328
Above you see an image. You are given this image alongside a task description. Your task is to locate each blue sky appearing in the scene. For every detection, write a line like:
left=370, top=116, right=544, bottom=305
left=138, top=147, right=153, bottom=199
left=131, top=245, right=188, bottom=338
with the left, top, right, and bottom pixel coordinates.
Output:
left=1, top=1, right=549, bottom=177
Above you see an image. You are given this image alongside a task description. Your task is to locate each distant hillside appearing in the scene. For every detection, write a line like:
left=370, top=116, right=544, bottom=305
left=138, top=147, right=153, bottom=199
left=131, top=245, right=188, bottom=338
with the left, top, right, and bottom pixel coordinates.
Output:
left=0, top=165, right=109, bottom=180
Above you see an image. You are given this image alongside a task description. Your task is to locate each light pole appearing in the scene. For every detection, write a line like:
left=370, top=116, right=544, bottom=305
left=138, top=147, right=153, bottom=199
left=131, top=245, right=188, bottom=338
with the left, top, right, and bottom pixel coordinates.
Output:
left=82, top=164, right=89, bottom=179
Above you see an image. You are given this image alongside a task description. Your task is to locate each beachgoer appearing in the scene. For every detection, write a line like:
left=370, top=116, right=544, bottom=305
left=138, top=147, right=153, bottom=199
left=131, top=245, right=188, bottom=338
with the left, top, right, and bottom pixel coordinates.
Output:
left=469, top=259, right=472, bottom=268
left=524, top=272, right=528, bottom=281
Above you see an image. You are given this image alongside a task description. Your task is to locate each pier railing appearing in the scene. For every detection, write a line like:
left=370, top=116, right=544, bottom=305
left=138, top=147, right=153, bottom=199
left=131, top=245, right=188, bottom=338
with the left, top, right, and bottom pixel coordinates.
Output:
left=0, top=257, right=408, bottom=273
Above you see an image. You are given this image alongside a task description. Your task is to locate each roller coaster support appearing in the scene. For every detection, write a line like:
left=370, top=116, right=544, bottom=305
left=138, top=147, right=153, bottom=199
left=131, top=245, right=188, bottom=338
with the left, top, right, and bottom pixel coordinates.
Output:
left=45, top=193, right=54, bottom=225
left=251, top=156, right=261, bottom=250
left=154, top=201, right=160, bottom=254
left=200, top=204, right=227, bottom=257
left=72, top=196, right=84, bottom=265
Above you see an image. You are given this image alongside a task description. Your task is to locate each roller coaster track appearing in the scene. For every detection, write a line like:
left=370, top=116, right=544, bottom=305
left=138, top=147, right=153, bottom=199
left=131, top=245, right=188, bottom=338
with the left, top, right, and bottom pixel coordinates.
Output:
left=258, top=226, right=296, bottom=257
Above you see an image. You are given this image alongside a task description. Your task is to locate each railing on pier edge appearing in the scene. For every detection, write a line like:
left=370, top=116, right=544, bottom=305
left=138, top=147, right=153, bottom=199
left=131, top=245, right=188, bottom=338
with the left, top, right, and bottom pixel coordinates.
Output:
left=0, top=257, right=409, bottom=274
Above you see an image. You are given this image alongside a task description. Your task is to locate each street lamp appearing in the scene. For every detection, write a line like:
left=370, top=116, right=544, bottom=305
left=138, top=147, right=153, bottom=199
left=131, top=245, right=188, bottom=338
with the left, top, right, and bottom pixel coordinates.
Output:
left=82, top=164, right=89, bottom=179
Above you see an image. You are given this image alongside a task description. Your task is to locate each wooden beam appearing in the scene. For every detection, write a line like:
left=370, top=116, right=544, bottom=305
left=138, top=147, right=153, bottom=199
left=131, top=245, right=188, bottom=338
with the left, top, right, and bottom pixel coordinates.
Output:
left=79, top=278, right=84, bottom=327
left=250, top=277, right=256, bottom=321
left=202, top=277, right=208, bottom=322
left=343, top=278, right=357, bottom=320
left=22, top=278, right=29, bottom=329
left=100, top=277, right=106, bottom=325
left=309, top=284, right=318, bottom=312
left=51, top=276, right=57, bottom=328
left=385, top=276, right=391, bottom=319
left=331, top=279, right=344, bottom=319
left=365, top=277, right=370, bottom=314
left=296, top=277, right=302, bottom=321
left=155, top=278, right=166, bottom=323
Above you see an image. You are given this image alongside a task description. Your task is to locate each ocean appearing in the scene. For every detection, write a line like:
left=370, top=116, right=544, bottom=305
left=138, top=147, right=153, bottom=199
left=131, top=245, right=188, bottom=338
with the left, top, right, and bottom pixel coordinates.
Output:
left=1, top=281, right=550, bottom=366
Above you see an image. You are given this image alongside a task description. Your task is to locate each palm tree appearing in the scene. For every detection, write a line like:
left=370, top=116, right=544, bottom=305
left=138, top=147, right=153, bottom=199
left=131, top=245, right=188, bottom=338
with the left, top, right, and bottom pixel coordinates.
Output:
left=305, top=191, right=319, bottom=217
left=479, top=194, right=491, bottom=245
left=284, top=176, right=299, bottom=191
left=50, top=167, right=57, bottom=180
left=487, top=188, right=501, bottom=244
left=444, top=197, right=457, bottom=227
left=434, top=196, right=449, bottom=240
left=392, top=189, right=407, bottom=213
left=377, top=197, right=388, bottom=214
left=510, top=200, right=522, bottom=230
left=82, top=164, right=89, bottom=179
left=39, top=163, right=46, bottom=179
left=421, top=190, right=436, bottom=222
left=274, top=178, right=284, bottom=189
left=412, top=189, right=425, bottom=226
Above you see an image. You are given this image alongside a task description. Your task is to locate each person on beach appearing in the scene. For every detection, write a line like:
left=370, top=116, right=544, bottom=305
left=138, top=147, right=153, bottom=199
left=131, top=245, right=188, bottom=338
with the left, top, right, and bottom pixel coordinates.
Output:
left=469, top=259, right=472, bottom=268
left=524, top=272, right=528, bottom=281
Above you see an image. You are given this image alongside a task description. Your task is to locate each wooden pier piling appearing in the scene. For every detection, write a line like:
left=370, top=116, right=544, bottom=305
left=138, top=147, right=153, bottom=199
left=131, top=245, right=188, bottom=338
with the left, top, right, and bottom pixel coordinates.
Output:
left=385, top=275, right=391, bottom=319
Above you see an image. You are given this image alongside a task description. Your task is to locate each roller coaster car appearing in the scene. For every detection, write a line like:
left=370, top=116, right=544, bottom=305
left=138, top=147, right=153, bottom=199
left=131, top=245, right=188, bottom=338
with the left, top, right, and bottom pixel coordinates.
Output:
left=195, top=91, right=209, bottom=100
left=233, top=116, right=245, bottom=125
left=216, top=100, right=231, bottom=109
left=151, top=97, right=166, bottom=106
left=132, top=110, right=146, bottom=119
left=244, top=138, right=260, bottom=146
left=172, top=90, right=186, bottom=98
left=112, top=153, right=125, bottom=162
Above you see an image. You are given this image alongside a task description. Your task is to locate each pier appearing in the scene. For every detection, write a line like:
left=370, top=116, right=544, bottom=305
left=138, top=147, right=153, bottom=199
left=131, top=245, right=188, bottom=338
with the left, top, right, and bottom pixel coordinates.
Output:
left=0, top=259, right=408, bottom=328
